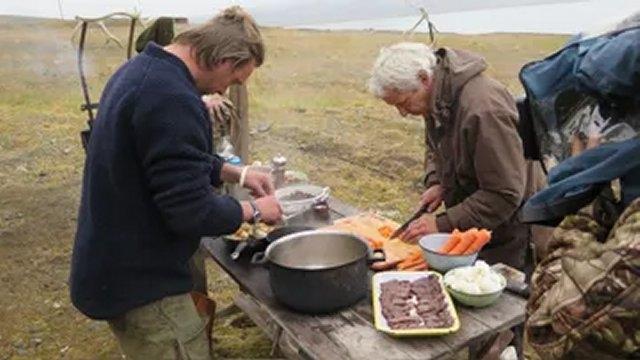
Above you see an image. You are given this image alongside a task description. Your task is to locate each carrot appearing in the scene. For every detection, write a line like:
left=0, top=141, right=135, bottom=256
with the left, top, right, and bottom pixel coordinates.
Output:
left=463, top=229, right=492, bottom=254
left=404, top=262, right=428, bottom=271
left=378, top=225, right=394, bottom=239
left=439, top=229, right=462, bottom=253
left=398, top=257, right=424, bottom=270
left=449, top=228, right=479, bottom=255
left=365, top=237, right=384, bottom=250
left=398, top=257, right=425, bottom=270
left=407, top=250, right=423, bottom=261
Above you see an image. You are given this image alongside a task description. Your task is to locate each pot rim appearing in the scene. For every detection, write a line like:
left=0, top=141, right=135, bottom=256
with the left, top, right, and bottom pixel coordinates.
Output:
left=265, top=230, right=370, bottom=271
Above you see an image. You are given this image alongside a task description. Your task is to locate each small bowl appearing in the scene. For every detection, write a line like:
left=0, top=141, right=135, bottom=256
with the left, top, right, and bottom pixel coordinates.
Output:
left=418, top=233, right=478, bottom=272
left=444, top=270, right=506, bottom=308
left=275, top=184, right=329, bottom=216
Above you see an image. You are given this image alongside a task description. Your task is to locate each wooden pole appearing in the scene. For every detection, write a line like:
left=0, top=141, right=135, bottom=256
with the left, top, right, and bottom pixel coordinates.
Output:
left=228, top=84, right=250, bottom=163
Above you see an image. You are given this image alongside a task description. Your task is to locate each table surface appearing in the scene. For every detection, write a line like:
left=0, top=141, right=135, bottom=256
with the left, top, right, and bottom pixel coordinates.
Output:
left=203, top=197, right=527, bottom=360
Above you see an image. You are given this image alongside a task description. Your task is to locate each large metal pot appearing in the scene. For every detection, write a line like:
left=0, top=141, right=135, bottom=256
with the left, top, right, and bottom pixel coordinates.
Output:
left=252, top=230, right=384, bottom=314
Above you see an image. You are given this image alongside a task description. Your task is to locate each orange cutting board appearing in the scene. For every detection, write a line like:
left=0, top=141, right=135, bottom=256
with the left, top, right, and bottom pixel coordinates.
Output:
left=323, top=213, right=420, bottom=265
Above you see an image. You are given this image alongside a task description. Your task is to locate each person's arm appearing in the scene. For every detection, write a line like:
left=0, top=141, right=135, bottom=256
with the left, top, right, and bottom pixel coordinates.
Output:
left=436, top=110, right=526, bottom=232
left=423, top=119, right=441, bottom=188
left=132, top=94, right=243, bottom=238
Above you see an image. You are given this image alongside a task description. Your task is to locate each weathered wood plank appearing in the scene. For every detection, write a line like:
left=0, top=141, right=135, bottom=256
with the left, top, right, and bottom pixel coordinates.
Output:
left=348, top=300, right=454, bottom=360
left=439, top=310, right=492, bottom=351
left=461, top=292, right=526, bottom=331
left=311, top=309, right=428, bottom=359
left=235, top=293, right=314, bottom=360
left=234, top=293, right=282, bottom=342
left=204, top=195, right=527, bottom=360
left=234, top=291, right=351, bottom=360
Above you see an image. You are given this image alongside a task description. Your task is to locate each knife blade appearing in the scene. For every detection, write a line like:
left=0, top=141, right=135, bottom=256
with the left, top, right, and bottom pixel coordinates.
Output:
left=491, top=263, right=530, bottom=298
left=389, top=203, right=430, bottom=240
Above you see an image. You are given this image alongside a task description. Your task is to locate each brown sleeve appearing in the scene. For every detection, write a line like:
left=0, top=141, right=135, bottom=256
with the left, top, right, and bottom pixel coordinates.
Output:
left=436, top=109, right=526, bottom=232
left=423, top=118, right=440, bottom=188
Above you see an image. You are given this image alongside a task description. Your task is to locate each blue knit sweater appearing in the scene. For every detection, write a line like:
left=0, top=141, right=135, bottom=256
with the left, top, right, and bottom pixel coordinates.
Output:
left=70, top=43, right=242, bottom=319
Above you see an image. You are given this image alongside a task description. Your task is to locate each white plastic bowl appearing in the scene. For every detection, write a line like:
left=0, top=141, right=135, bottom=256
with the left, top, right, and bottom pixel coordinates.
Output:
left=444, top=268, right=506, bottom=307
left=418, top=233, right=478, bottom=273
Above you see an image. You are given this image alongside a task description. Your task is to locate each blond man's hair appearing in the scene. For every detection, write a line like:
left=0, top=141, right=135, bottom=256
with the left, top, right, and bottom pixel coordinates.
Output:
left=174, top=6, right=264, bottom=69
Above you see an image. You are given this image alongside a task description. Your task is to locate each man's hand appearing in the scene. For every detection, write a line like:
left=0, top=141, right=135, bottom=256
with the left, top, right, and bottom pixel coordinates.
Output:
left=241, top=196, right=283, bottom=224
left=243, top=170, right=275, bottom=197
left=202, top=93, right=235, bottom=123
left=399, top=214, right=438, bottom=243
left=420, top=184, right=444, bottom=213
left=220, top=164, right=275, bottom=197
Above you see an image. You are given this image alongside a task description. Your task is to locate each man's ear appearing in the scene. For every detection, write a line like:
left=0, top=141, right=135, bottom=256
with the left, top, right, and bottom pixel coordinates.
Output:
left=208, top=59, right=234, bottom=72
left=417, top=70, right=431, bottom=88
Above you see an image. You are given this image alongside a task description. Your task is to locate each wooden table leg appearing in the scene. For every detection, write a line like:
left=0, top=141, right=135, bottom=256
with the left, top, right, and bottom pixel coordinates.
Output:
left=469, top=330, right=514, bottom=360
left=233, top=292, right=312, bottom=360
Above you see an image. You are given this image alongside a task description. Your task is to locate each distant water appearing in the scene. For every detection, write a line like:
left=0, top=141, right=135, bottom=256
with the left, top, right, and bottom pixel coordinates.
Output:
left=293, top=0, right=640, bottom=34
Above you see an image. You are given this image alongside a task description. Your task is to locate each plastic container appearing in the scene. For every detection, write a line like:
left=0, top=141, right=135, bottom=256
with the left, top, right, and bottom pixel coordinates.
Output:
left=275, top=184, right=329, bottom=217
left=225, top=155, right=243, bottom=166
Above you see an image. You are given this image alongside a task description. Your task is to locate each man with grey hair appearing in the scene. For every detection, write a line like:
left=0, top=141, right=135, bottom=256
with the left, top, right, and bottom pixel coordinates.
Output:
left=369, top=42, right=542, bottom=270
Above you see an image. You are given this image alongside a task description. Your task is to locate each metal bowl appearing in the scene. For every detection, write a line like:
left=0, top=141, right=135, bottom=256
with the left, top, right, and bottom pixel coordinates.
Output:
left=418, top=233, right=478, bottom=272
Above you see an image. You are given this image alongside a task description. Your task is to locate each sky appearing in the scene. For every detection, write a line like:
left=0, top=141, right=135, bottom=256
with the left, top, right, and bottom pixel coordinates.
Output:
left=297, top=0, right=640, bottom=34
left=1, top=0, right=639, bottom=34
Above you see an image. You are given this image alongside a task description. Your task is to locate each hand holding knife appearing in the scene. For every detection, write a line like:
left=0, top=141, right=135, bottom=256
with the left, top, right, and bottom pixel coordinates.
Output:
left=389, top=203, right=432, bottom=241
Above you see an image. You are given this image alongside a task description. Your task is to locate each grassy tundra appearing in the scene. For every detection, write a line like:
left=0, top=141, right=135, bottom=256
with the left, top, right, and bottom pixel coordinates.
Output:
left=0, top=15, right=567, bottom=359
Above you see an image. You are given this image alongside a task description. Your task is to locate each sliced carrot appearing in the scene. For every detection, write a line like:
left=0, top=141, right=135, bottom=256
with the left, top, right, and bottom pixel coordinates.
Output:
left=377, top=225, right=394, bottom=239
left=397, top=256, right=425, bottom=270
left=396, top=249, right=425, bottom=269
left=365, top=237, right=384, bottom=250
left=404, top=262, right=428, bottom=271
left=463, top=229, right=492, bottom=254
left=450, top=228, right=479, bottom=255
left=407, top=250, right=423, bottom=261
left=439, top=229, right=462, bottom=253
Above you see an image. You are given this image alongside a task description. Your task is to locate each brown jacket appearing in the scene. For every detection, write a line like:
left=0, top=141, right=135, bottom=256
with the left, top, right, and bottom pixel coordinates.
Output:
left=424, top=47, right=544, bottom=268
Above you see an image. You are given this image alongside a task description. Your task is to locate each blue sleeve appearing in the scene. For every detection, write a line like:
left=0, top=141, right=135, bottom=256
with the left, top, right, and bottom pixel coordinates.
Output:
left=132, top=93, right=242, bottom=238
left=210, top=154, right=225, bottom=187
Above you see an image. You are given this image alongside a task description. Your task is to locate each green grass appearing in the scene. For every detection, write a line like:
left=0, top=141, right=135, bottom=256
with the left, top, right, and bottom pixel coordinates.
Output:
left=0, top=16, right=568, bottom=359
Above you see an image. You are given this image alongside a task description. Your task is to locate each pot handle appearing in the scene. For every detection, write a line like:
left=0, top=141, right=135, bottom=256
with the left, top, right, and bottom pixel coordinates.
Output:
left=251, top=251, right=268, bottom=266
left=367, top=249, right=386, bottom=264
left=230, top=242, right=249, bottom=261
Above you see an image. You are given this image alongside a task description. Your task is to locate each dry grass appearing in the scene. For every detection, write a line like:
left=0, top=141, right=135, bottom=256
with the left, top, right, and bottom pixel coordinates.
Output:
left=0, top=15, right=567, bottom=359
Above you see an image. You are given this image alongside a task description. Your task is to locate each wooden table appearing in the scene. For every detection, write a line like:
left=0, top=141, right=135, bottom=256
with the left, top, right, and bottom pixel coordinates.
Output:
left=203, top=198, right=526, bottom=360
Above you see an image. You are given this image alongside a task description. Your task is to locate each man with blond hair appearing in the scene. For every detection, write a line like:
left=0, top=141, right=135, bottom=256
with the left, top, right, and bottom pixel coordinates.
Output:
left=70, top=7, right=281, bottom=359
left=369, top=42, right=543, bottom=270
